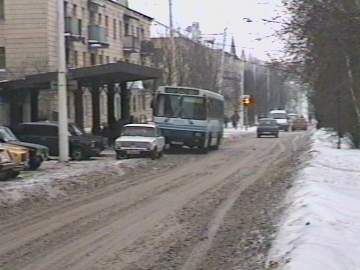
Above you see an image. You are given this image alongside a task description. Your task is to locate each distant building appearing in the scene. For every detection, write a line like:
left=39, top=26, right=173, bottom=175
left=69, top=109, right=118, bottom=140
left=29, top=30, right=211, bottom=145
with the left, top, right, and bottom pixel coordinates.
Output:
left=150, top=35, right=244, bottom=116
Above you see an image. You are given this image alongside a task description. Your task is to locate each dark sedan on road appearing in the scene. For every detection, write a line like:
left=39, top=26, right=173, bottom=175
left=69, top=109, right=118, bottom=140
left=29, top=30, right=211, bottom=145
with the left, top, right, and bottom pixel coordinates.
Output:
left=15, top=122, right=107, bottom=161
left=257, top=118, right=279, bottom=138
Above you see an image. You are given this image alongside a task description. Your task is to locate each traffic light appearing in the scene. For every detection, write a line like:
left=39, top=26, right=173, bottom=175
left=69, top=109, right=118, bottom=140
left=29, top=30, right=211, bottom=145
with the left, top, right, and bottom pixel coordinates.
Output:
left=242, top=97, right=251, bottom=106
left=241, top=95, right=255, bottom=106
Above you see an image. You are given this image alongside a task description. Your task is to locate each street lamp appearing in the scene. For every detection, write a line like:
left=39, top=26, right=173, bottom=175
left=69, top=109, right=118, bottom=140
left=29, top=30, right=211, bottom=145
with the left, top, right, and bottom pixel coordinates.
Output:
left=168, top=0, right=177, bottom=86
left=57, top=0, right=69, bottom=162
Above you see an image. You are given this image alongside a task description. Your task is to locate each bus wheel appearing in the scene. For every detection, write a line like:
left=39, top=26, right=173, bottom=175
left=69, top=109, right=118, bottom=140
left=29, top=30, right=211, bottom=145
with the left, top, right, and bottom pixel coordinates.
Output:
left=200, top=136, right=210, bottom=154
left=213, top=135, right=221, bottom=150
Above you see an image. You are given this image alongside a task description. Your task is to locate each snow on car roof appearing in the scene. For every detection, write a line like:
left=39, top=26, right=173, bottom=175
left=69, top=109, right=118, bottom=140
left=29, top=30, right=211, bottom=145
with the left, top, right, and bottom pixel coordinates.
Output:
left=124, top=124, right=156, bottom=128
left=270, top=110, right=287, bottom=113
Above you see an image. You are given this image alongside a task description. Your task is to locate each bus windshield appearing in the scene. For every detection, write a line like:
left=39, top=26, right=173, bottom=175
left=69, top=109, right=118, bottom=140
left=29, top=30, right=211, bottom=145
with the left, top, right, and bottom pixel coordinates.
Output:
left=155, top=94, right=207, bottom=120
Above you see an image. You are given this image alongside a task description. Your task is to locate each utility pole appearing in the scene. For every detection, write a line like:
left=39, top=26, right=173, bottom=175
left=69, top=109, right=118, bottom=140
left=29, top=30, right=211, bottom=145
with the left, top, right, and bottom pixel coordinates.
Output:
left=217, top=27, right=227, bottom=94
left=266, top=67, right=271, bottom=112
left=239, top=53, right=246, bottom=129
left=168, top=0, right=177, bottom=86
left=253, top=62, right=258, bottom=124
left=57, top=0, right=69, bottom=162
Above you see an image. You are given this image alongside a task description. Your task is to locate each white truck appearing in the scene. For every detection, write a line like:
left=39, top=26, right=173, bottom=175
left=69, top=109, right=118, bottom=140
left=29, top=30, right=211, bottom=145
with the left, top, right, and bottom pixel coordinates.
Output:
left=269, top=110, right=290, bottom=131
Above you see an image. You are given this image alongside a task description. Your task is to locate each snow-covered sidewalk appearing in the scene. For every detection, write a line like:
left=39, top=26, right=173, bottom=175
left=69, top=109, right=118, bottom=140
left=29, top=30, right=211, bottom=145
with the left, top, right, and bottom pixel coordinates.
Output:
left=268, top=130, right=360, bottom=270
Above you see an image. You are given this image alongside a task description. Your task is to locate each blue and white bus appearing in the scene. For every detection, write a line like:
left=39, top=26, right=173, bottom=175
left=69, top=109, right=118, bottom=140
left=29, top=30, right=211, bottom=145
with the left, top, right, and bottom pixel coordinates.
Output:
left=153, top=86, right=224, bottom=151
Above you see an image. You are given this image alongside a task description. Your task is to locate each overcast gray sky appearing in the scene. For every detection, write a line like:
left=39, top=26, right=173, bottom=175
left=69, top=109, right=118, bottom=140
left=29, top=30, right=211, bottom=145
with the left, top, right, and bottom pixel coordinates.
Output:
left=129, top=0, right=285, bottom=60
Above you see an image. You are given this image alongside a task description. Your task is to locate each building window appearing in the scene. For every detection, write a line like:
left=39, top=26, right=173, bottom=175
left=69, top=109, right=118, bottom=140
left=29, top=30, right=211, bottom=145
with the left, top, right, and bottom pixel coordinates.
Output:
left=119, top=21, right=123, bottom=37
left=106, top=56, right=110, bottom=63
left=99, top=55, right=104, bottom=65
left=83, top=52, right=87, bottom=67
left=90, top=11, right=96, bottom=24
left=105, top=16, right=109, bottom=36
left=132, top=96, right=137, bottom=112
left=74, top=50, right=78, bottom=67
left=141, top=28, right=145, bottom=39
left=72, top=4, right=77, bottom=17
left=131, top=25, right=135, bottom=36
left=142, top=95, right=146, bottom=110
left=113, top=57, right=117, bottom=62
left=136, top=27, right=140, bottom=38
left=0, top=47, right=5, bottom=69
left=90, top=53, right=96, bottom=65
left=65, top=48, right=70, bottom=66
left=125, top=23, right=129, bottom=36
left=113, top=19, right=117, bottom=40
left=64, top=1, right=68, bottom=17
left=78, top=19, right=82, bottom=36
left=98, top=13, right=102, bottom=25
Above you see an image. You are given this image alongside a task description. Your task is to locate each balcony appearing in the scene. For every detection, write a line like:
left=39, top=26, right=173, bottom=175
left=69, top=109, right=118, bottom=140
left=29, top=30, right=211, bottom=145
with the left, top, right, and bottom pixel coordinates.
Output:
left=88, top=25, right=109, bottom=48
left=123, top=36, right=141, bottom=53
left=65, top=17, right=83, bottom=41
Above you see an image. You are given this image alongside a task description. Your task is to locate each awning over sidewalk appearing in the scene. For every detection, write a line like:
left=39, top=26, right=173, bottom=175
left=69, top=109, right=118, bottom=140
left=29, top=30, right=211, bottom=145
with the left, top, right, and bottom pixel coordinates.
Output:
left=0, top=61, right=162, bottom=91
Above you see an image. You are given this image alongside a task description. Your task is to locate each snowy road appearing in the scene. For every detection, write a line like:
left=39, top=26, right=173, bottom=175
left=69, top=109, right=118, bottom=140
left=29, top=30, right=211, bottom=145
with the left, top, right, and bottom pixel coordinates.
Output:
left=0, top=131, right=310, bottom=270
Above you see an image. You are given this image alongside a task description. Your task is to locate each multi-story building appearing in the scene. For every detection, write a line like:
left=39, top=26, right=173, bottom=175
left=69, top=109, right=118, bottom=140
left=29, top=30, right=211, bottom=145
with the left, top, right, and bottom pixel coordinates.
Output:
left=0, top=0, right=159, bottom=131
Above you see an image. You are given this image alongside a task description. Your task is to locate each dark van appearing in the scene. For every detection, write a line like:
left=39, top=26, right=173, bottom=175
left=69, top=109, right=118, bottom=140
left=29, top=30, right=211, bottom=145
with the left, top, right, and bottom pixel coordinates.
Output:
left=15, top=122, right=107, bottom=160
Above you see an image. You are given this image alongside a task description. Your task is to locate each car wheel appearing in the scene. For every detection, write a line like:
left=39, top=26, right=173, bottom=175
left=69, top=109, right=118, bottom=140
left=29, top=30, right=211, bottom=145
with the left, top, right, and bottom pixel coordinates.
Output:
left=8, top=171, right=20, bottom=179
left=200, top=136, right=209, bottom=154
left=28, top=157, right=43, bottom=170
left=71, top=148, right=85, bottom=161
left=116, top=151, right=126, bottom=160
left=151, top=148, right=158, bottom=160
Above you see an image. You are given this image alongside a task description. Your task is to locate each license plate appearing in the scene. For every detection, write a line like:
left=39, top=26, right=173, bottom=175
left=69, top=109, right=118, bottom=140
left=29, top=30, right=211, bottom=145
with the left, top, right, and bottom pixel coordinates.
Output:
left=127, top=150, right=141, bottom=155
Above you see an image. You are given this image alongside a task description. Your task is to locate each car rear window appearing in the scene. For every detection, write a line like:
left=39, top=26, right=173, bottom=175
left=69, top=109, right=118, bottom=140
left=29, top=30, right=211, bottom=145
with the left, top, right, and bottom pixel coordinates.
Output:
left=259, top=119, right=277, bottom=125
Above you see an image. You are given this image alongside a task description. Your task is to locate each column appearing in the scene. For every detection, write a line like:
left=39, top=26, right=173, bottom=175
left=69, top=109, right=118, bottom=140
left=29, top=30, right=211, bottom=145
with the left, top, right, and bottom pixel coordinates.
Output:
left=74, top=83, right=84, bottom=129
left=107, top=83, right=115, bottom=127
left=30, top=89, right=39, bottom=122
left=120, top=82, right=130, bottom=122
left=91, top=84, right=101, bottom=134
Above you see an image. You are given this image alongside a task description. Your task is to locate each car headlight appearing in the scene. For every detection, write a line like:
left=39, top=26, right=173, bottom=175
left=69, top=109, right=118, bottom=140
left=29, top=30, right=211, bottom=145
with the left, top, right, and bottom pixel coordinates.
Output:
left=0, top=151, right=11, bottom=162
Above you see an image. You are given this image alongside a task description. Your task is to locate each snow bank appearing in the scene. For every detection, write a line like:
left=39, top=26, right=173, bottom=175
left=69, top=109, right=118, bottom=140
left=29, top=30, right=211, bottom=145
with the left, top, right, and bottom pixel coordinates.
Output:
left=268, top=130, right=360, bottom=270
left=0, top=151, right=149, bottom=206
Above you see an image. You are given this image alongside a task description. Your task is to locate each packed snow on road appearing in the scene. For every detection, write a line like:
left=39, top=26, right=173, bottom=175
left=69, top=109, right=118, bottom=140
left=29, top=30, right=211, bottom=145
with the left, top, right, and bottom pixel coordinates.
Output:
left=268, top=130, right=360, bottom=269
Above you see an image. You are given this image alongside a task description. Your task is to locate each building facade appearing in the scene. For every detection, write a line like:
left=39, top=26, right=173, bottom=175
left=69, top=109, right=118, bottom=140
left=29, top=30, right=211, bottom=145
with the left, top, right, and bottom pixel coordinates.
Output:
left=0, top=0, right=156, bottom=130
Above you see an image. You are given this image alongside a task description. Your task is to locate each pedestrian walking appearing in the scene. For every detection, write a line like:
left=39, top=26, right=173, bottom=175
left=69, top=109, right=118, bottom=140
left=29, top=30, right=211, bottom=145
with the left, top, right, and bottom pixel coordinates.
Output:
left=224, top=115, right=229, bottom=128
left=231, top=112, right=240, bottom=129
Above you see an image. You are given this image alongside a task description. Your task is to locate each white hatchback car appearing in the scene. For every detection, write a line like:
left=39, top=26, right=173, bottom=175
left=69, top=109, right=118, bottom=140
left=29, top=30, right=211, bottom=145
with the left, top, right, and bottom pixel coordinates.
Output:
left=115, top=124, right=165, bottom=160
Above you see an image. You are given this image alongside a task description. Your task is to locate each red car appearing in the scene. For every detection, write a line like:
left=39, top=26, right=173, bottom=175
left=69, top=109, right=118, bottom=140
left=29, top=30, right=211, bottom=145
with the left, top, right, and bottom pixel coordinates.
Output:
left=292, top=116, right=308, bottom=131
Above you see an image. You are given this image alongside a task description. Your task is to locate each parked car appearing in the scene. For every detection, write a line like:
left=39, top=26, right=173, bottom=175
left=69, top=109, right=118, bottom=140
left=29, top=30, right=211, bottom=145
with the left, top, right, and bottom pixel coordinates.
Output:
left=269, top=109, right=290, bottom=131
left=0, top=145, right=23, bottom=180
left=115, top=124, right=165, bottom=160
left=0, top=126, right=49, bottom=170
left=292, top=116, right=308, bottom=131
left=3, top=143, right=29, bottom=168
left=15, top=122, right=107, bottom=161
left=257, top=118, right=280, bottom=138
